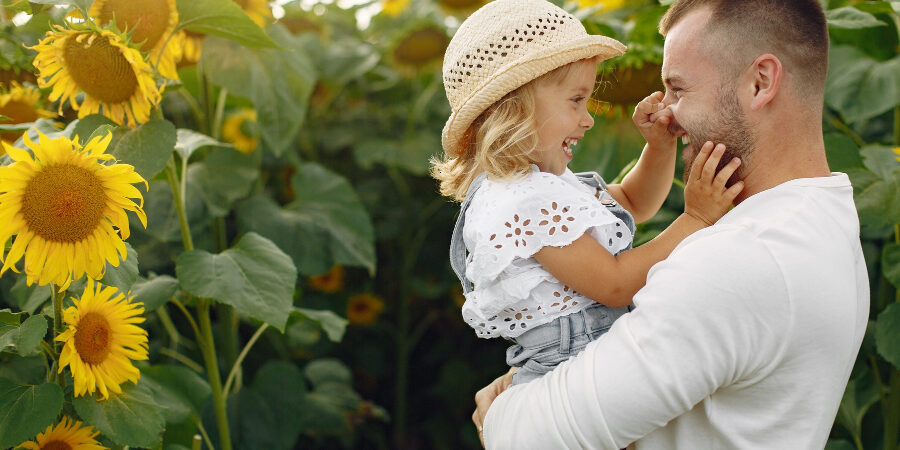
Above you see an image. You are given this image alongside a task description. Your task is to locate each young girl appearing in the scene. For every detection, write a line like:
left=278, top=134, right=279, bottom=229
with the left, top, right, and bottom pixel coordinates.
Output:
left=431, top=0, right=743, bottom=386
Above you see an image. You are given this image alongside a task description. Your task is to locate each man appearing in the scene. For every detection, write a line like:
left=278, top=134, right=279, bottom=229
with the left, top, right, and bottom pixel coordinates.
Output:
left=471, top=1, right=870, bottom=448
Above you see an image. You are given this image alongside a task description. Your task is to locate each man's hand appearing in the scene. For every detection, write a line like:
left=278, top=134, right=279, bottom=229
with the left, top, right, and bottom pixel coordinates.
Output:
left=632, top=91, right=676, bottom=152
left=472, top=367, right=517, bottom=448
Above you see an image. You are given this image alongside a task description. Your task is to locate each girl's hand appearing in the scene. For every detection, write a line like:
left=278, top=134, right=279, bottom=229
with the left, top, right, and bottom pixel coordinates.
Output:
left=683, top=141, right=744, bottom=226
left=633, top=91, right=676, bottom=152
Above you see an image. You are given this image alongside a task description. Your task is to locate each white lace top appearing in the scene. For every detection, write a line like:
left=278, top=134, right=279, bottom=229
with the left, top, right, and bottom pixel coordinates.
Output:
left=461, top=167, right=633, bottom=338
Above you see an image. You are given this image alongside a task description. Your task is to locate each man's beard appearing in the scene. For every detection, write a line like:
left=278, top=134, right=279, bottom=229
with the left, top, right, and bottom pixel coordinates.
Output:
left=679, top=86, right=755, bottom=186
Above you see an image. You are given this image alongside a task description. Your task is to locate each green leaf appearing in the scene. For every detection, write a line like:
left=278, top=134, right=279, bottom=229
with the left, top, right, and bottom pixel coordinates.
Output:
left=291, top=308, right=347, bottom=342
left=141, top=365, right=211, bottom=423
left=71, top=114, right=119, bottom=146
left=354, top=132, right=439, bottom=175
left=190, top=147, right=261, bottom=217
left=882, top=243, right=900, bottom=288
left=0, top=309, right=23, bottom=325
left=0, top=379, right=64, bottom=449
left=175, top=128, right=230, bottom=163
left=305, top=358, right=352, bottom=387
left=825, top=46, right=900, bottom=123
left=100, top=242, right=139, bottom=294
left=73, top=381, right=165, bottom=448
left=109, top=119, right=177, bottom=180
left=875, top=302, right=900, bottom=369
left=847, top=146, right=900, bottom=226
left=10, top=278, right=50, bottom=315
left=176, top=0, right=277, bottom=48
left=13, top=315, right=47, bottom=357
left=835, top=367, right=880, bottom=444
left=235, top=195, right=331, bottom=275
left=297, top=33, right=379, bottom=87
left=200, top=29, right=316, bottom=156
left=823, top=133, right=863, bottom=173
left=290, top=164, right=375, bottom=273
left=130, top=275, right=179, bottom=313
left=825, top=6, right=888, bottom=29
left=175, top=232, right=296, bottom=331
left=825, top=439, right=855, bottom=450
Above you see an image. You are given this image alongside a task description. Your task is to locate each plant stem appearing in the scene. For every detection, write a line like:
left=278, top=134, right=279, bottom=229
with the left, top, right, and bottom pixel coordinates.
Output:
left=157, top=307, right=181, bottom=349
left=211, top=89, right=228, bottom=141
left=166, top=164, right=194, bottom=252
left=50, top=286, right=65, bottom=388
left=223, top=323, right=268, bottom=396
left=159, top=348, right=205, bottom=373
left=825, top=111, right=867, bottom=148
left=197, top=300, right=232, bottom=450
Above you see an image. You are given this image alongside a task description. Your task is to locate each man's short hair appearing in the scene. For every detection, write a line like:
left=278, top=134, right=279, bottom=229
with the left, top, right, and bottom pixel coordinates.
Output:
left=659, top=0, right=828, bottom=100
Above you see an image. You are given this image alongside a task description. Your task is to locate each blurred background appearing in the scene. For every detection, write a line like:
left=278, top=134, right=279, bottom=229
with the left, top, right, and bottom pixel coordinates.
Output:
left=1, top=0, right=899, bottom=449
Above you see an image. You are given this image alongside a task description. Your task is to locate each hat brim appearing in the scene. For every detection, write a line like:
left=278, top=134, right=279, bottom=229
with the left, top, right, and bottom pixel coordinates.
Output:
left=441, top=35, right=626, bottom=155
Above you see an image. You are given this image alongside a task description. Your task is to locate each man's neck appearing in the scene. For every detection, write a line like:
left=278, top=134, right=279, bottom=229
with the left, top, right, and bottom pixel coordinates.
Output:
left=733, top=130, right=831, bottom=205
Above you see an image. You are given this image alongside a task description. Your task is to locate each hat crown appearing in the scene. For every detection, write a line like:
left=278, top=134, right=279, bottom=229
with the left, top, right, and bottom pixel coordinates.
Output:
left=442, top=0, right=587, bottom=112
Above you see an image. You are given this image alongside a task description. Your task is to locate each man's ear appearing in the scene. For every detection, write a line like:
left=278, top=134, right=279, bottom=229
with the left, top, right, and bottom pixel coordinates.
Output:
left=748, top=53, right=782, bottom=111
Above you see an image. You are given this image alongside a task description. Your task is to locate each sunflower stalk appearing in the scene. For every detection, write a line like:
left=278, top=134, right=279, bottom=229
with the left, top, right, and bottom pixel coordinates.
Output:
left=197, top=299, right=233, bottom=450
left=223, top=322, right=268, bottom=397
left=212, top=89, right=228, bottom=140
left=165, top=161, right=194, bottom=251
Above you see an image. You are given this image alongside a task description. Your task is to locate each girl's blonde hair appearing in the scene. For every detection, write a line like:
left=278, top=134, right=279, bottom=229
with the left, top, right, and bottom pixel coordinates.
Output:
left=431, top=59, right=596, bottom=201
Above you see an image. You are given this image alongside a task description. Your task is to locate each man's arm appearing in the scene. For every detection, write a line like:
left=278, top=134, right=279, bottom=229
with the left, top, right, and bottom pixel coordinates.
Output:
left=479, top=228, right=792, bottom=449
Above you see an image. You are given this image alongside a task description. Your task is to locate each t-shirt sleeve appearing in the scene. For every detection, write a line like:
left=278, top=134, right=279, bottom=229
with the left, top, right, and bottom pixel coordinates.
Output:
left=481, top=227, right=792, bottom=448
left=466, top=173, right=631, bottom=288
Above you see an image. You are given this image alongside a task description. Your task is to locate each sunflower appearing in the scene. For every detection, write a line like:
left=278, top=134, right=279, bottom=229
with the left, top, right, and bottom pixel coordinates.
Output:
left=30, top=26, right=162, bottom=127
left=0, top=82, right=55, bottom=144
left=308, top=265, right=345, bottom=293
left=179, top=30, right=204, bottom=66
left=381, top=0, right=410, bottom=16
left=894, top=147, right=900, bottom=162
left=89, top=0, right=184, bottom=80
left=234, top=0, right=272, bottom=28
left=0, top=132, right=147, bottom=291
left=56, top=279, right=148, bottom=399
left=578, top=0, right=626, bottom=10
left=222, top=108, right=259, bottom=154
left=391, top=25, right=449, bottom=69
left=437, top=0, right=485, bottom=15
left=346, top=293, right=385, bottom=326
left=17, top=416, right=105, bottom=450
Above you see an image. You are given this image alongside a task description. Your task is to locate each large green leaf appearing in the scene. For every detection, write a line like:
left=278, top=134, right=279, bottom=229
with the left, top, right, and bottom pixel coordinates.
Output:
left=176, top=0, right=277, bottom=48
left=130, top=275, right=179, bottom=313
left=100, top=242, right=139, bottom=294
left=71, top=114, right=118, bottom=146
left=847, top=146, right=900, bottom=226
left=0, top=379, right=63, bottom=449
left=835, top=367, right=880, bottom=444
left=9, top=278, right=50, bottom=315
left=290, top=308, right=347, bottom=342
left=297, top=358, right=361, bottom=436
left=823, top=133, right=863, bottom=173
left=200, top=28, right=316, bottom=156
left=73, top=381, right=166, bottom=448
left=290, top=163, right=375, bottom=273
left=354, top=131, right=439, bottom=175
left=141, top=365, right=211, bottom=423
left=297, top=33, right=379, bottom=87
left=175, top=232, right=296, bottom=331
left=236, top=163, right=375, bottom=275
left=190, top=147, right=261, bottom=217
left=825, top=6, right=888, bottom=29
left=883, top=243, right=900, bottom=288
left=109, top=119, right=177, bottom=180
left=0, top=314, right=46, bottom=356
left=825, top=46, right=900, bottom=123
left=875, top=302, right=900, bottom=369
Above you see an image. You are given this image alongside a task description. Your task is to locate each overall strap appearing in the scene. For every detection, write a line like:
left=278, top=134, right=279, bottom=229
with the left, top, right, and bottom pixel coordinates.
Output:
left=450, top=173, right=487, bottom=294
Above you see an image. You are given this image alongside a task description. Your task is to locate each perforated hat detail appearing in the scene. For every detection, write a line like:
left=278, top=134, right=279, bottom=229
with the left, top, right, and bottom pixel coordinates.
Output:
left=441, top=0, right=626, bottom=155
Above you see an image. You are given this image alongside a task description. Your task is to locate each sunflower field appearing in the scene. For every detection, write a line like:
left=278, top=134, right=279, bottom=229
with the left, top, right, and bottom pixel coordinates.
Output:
left=0, top=0, right=897, bottom=449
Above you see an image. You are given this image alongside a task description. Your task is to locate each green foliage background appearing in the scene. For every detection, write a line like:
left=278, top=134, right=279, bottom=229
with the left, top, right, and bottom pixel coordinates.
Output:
left=0, top=0, right=898, bottom=449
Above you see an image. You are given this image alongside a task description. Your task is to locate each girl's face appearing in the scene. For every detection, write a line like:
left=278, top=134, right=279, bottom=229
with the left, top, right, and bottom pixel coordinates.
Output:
left=532, top=60, right=597, bottom=175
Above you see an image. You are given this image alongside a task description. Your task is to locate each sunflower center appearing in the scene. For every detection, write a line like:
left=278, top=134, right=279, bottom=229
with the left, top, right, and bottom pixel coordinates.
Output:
left=21, top=164, right=107, bottom=243
left=41, top=441, right=72, bottom=450
left=96, top=0, right=171, bottom=52
left=393, top=28, right=448, bottom=66
left=74, top=312, right=112, bottom=365
left=62, top=33, right=139, bottom=104
left=0, top=99, right=40, bottom=124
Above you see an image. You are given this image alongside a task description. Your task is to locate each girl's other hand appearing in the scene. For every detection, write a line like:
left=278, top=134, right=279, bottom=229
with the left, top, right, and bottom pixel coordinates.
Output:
left=683, top=141, right=744, bottom=226
left=633, top=91, right=676, bottom=151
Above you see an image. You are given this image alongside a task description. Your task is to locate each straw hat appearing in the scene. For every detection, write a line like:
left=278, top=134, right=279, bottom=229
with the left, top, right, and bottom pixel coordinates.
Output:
left=441, top=0, right=626, bottom=155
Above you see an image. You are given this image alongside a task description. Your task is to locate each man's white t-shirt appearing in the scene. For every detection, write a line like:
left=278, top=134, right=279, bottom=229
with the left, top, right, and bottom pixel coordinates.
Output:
left=483, top=173, right=869, bottom=449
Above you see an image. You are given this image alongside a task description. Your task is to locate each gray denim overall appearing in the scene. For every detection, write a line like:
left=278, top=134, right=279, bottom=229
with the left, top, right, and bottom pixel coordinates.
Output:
left=450, top=169, right=637, bottom=385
